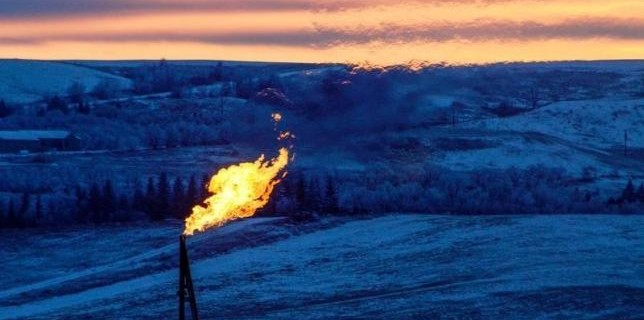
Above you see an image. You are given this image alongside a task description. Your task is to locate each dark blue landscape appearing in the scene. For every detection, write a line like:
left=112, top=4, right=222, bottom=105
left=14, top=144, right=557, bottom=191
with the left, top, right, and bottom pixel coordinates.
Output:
left=0, top=59, right=642, bottom=319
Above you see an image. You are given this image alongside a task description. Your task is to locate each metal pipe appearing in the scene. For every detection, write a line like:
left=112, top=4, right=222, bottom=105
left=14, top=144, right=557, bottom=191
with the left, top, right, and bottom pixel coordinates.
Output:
left=179, top=235, right=199, bottom=320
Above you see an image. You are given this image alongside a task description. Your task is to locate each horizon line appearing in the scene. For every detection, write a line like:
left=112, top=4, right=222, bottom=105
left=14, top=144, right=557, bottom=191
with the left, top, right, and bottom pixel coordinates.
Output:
left=1, top=57, right=643, bottom=67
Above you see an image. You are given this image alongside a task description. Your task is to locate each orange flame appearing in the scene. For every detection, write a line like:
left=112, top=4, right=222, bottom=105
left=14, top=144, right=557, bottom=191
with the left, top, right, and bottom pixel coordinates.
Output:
left=183, top=147, right=289, bottom=236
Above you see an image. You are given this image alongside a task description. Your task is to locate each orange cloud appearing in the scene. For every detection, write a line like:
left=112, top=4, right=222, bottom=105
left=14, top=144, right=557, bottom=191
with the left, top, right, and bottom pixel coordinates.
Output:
left=3, top=18, right=643, bottom=46
left=0, top=0, right=642, bottom=64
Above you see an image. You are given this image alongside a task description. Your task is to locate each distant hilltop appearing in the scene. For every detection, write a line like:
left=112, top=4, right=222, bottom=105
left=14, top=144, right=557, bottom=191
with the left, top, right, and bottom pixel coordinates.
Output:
left=0, top=60, right=132, bottom=104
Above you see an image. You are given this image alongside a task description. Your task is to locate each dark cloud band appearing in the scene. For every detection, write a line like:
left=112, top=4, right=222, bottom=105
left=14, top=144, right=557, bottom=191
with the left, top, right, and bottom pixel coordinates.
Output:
left=0, top=0, right=316, bottom=18
left=314, top=18, right=644, bottom=45
left=2, top=18, right=642, bottom=46
left=0, top=0, right=582, bottom=19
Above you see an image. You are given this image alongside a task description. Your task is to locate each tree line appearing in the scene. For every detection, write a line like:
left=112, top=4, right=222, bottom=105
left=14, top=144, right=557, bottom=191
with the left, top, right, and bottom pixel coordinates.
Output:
left=608, top=179, right=644, bottom=207
left=71, top=173, right=211, bottom=224
left=0, top=173, right=203, bottom=228
left=0, top=169, right=641, bottom=229
left=0, top=171, right=341, bottom=228
left=0, top=193, right=43, bottom=228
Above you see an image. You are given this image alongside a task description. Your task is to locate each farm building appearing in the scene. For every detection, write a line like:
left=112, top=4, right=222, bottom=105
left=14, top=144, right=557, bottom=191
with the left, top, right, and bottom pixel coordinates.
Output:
left=0, top=130, right=81, bottom=153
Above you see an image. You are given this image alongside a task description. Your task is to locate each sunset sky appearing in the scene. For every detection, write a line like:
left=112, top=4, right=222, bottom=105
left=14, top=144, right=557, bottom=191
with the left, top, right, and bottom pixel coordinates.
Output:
left=1, top=0, right=643, bottom=65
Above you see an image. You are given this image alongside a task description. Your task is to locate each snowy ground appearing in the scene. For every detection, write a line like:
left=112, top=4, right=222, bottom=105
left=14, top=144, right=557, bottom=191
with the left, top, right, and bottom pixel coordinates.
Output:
left=402, top=126, right=643, bottom=183
left=469, top=98, right=644, bottom=151
left=0, top=60, right=131, bottom=104
left=1, top=215, right=642, bottom=319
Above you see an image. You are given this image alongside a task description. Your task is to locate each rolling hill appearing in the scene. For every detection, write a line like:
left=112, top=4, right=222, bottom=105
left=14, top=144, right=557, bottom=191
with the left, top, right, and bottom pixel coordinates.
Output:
left=0, top=60, right=132, bottom=104
left=0, top=215, right=642, bottom=319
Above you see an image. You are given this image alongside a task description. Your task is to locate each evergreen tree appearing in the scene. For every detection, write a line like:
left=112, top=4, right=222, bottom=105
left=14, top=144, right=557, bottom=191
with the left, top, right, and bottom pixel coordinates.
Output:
left=281, top=176, right=293, bottom=199
left=186, top=175, right=199, bottom=211
left=324, top=175, right=340, bottom=214
left=47, top=95, right=69, bottom=114
left=263, top=196, right=277, bottom=216
left=145, top=176, right=158, bottom=220
left=0, top=200, right=4, bottom=228
left=0, top=99, right=14, bottom=118
left=35, top=195, right=43, bottom=222
left=157, top=173, right=170, bottom=218
left=307, top=175, right=321, bottom=211
left=77, top=101, right=91, bottom=115
left=19, top=192, right=31, bottom=216
left=295, top=174, right=307, bottom=211
left=17, top=193, right=30, bottom=227
left=276, top=177, right=294, bottom=214
left=67, top=81, right=86, bottom=104
left=351, top=195, right=364, bottom=215
left=172, top=176, right=186, bottom=219
left=622, top=179, right=636, bottom=203
left=7, top=200, right=17, bottom=228
left=93, top=78, right=121, bottom=99
left=132, top=180, right=145, bottom=212
left=118, top=194, right=130, bottom=211
left=47, top=200, right=56, bottom=220
left=102, top=179, right=116, bottom=221
left=75, top=184, right=88, bottom=222
left=88, top=182, right=102, bottom=223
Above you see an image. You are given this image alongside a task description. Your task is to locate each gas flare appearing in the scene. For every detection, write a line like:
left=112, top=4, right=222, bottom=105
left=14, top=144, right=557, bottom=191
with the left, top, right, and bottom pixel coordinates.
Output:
left=278, top=131, right=295, bottom=140
left=183, top=147, right=289, bottom=236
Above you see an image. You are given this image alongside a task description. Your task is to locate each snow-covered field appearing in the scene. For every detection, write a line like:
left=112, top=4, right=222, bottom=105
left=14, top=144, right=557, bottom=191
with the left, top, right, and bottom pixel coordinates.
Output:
left=469, top=98, right=644, bottom=151
left=1, top=215, right=642, bottom=319
left=0, top=60, right=131, bottom=104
